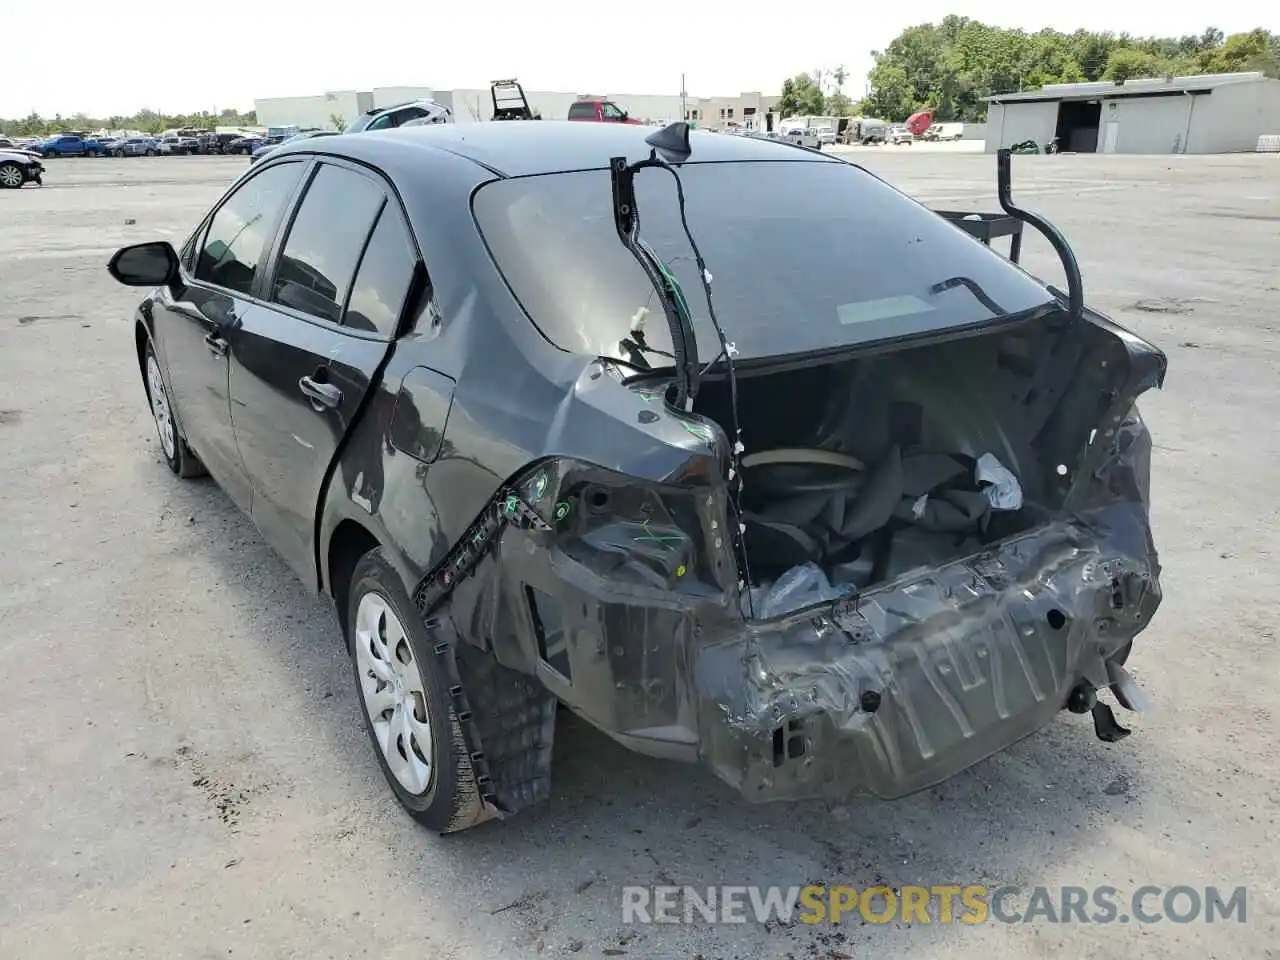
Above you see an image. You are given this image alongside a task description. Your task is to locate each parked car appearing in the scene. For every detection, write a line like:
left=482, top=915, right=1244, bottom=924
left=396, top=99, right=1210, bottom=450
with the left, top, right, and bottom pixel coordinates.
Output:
left=110, top=137, right=161, bottom=157
left=199, top=132, right=244, bottom=154
left=0, top=136, right=43, bottom=159
left=105, top=124, right=1166, bottom=834
left=567, top=98, right=642, bottom=123
left=250, top=130, right=339, bottom=163
left=157, top=136, right=200, bottom=155
left=0, top=149, right=44, bottom=188
left=782, top=127, right=821, bottom=149
left=841, top=119, right=888, bottom=145
left=226, top=136, right=265, bottom=155
left=38, top=134, right=107, bottom=157
left=344, top=99, right=453, bottom=133
left=889, top=125, right=915, bottom=145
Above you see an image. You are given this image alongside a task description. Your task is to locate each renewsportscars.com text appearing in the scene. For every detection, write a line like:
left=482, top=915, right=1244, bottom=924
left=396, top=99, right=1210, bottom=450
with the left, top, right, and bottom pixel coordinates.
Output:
left=622, top=884, right=1247, bottom=926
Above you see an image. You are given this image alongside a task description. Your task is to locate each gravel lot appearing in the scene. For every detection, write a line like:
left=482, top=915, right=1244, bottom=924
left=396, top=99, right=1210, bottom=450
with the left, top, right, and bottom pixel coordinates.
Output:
left=2, top=152, right=1277, bottom=959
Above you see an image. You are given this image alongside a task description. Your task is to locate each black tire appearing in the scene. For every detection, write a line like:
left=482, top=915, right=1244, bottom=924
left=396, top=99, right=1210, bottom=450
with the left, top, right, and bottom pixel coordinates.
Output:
left=347, top=548, right=487, bottom=833
left=143, top=340, right=205, bottom=478
left=0, top=162, right=24, bottom=189
left=145, top=149, right=156, bottom=157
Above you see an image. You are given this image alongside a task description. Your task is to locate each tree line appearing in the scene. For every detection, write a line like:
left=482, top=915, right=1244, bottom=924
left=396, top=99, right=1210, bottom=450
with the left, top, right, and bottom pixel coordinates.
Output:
left=777, top=19, right=1280, bottom=122
left=1, top=108, right=258, bottom=138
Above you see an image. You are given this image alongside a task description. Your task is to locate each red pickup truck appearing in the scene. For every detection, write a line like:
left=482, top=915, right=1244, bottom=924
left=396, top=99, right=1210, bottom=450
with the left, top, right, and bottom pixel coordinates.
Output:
left=567, top=98, right=643, bottom=123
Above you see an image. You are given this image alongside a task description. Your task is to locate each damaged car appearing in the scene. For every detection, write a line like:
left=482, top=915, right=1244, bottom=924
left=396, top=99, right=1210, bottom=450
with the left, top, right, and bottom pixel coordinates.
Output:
left=106, top=121, right=1166, bottom=832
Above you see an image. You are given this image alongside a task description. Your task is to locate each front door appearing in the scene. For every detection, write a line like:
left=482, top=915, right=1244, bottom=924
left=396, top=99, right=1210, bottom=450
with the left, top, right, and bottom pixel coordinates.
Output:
left=155, top=158, right=309, bottom=512
left=228, top=159, right=414, bottom=587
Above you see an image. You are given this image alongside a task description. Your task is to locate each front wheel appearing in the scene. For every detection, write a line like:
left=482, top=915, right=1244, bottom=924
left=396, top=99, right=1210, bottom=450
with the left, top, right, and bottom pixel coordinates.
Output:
left=0, top=162, right=24, bottom=189
left=144, top=342, right=205, bottom=477
left=348, top=548, right=486, bottom=833
left=145, top=149, right=156, bottom=157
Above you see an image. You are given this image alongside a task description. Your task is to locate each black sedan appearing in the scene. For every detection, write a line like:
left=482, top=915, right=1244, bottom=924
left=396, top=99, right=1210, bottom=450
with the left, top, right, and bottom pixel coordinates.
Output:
left=0, top=149, right=44, bottom=188
left=106, top=122, right=1167, bottom=833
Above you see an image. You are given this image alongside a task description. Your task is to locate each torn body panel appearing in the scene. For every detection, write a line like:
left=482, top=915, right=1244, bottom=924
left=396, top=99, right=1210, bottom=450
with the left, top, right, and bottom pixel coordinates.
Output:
left=409, top=307, right=1165, bottom=805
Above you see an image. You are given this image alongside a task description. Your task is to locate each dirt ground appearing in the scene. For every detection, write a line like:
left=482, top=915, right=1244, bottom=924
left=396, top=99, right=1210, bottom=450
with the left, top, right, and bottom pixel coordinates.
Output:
left=1, top=151, right=1277, bottom=959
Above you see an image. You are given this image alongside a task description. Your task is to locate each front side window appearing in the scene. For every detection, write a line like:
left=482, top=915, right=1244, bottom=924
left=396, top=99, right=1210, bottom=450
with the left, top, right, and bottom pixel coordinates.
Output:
left=366, top=114, right=394, bottom=131
left=270, top=164, right=385, bottom=323
left=195, top=161, right=305, bottom=295
left=473, top=160, right=1057, bottom=363
left=344, top=206, right=417, bottom=337
left=601, top=102, right=625, bottom=120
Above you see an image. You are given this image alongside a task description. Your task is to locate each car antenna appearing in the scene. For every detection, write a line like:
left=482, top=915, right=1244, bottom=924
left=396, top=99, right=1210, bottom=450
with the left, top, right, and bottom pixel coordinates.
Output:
left=609, top=121, right=757, bottom=614
left=995, top=148, right=1084, bottom=321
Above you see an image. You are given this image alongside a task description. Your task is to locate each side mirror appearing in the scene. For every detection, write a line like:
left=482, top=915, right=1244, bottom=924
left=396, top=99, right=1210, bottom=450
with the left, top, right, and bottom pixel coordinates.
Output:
left=107, top=241, right=179, bottom=287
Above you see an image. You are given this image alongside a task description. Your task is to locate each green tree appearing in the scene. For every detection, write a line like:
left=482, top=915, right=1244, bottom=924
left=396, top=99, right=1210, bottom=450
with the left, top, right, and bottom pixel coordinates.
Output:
left=851, top=20, right=1280, bottom=123
left=864, top=62, right=916, bottom=120
left=777, top=73, right=825, bottom=117
left=1104, top=47, right=1159, bottom=82
left=329, top=113, right=346, bottom=131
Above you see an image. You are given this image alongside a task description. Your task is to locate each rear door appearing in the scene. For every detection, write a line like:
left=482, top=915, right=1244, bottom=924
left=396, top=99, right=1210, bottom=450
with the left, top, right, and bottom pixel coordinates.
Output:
left=226, top=158, right=415, bottom=588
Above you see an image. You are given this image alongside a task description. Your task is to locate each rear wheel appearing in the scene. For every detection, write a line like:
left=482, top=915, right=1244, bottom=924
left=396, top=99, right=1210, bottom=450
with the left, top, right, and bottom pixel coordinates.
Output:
left=0, top=162, right=23, bottom=188
left=144, top=342, right=204, bottom=478
left=348, top=548, right=486, bottom=833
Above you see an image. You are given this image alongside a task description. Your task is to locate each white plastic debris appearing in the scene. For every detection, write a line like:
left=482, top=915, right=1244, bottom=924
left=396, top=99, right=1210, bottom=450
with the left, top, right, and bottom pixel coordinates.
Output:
left=745, top=562, right=855, bottom=619
left=911, top=494, right=929, bottom=520
left=630, top=306, right=649, bottom=333
left=976, top=452, right=1023, bottom=511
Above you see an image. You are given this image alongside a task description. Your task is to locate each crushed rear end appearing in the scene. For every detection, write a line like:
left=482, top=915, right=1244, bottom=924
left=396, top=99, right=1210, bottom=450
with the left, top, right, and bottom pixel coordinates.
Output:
left=441, top=140, right=1167, bottom=810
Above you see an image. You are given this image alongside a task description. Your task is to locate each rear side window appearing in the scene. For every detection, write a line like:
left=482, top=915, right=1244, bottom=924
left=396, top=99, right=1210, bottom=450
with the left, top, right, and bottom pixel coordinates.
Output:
left=345, top=206, right=417, bottom=336
left=568, top=102, right=597, bottom=120
left=390, top=106, right=428, bottom=126
left=271, top=163, right=385, bottom=323
left=195, top=161, right=305, bottom=295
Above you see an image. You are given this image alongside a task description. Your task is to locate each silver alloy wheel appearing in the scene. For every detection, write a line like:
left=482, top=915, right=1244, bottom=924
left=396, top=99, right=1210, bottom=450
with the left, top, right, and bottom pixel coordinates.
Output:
left=354, top=592, right=434, bottom=794
left=146, top=354, right=176, bottom=460
left=0, top=164, right=22, bottom=188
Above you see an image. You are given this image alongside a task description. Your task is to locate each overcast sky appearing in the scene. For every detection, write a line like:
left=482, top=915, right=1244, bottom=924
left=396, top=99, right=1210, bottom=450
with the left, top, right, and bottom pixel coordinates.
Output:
left=2, top=0, right=1272, bottom=117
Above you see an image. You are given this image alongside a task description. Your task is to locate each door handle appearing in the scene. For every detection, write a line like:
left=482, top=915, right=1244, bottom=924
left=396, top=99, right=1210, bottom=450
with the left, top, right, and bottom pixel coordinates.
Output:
left=204, top=332, right=228, bottom=358
left=299, top=375, right=342, bottom=410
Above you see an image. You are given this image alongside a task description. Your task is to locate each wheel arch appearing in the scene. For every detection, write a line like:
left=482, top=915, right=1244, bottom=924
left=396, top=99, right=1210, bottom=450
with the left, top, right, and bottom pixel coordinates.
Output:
left=134, top=319, right=150, bottom=391
left=326, top=518, right=383, bottom=636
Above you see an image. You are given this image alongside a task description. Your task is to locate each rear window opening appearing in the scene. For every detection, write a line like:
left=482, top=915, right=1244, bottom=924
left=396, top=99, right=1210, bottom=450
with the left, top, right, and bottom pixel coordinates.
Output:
left=472, top=160, right=1056, bottom=367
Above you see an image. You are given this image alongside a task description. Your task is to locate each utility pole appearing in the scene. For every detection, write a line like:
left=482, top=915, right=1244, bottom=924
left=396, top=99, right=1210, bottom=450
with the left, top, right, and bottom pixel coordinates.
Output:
left=680, top=73, right=687, bottom=122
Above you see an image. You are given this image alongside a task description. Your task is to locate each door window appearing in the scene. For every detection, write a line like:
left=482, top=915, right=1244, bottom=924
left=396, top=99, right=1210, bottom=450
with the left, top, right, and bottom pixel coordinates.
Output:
left=390, top=106, right=428, bottom=126
left=601, top=102, right=625, bottom=120
left=366, top=114, right=394, bottom=131
left=195, top=161, right=305, bottom=295
left=270, top=163, right=385, bottom=323
left=344, top=206, right=417, bottom=336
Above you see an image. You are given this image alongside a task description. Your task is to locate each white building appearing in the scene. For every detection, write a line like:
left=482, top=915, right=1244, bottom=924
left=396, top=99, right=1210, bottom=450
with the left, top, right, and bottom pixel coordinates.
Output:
left=254, top=86, right=781, bottom=131
left=984, top=71, right=1280, bottom=154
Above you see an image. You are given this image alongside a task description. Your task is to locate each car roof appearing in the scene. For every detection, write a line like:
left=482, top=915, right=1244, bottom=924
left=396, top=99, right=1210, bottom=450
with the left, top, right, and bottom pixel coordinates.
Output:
left=295, top=120, right=843, bottom=178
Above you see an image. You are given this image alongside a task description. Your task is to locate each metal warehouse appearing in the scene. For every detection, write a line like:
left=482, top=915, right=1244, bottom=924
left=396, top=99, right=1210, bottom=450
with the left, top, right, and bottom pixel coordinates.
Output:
left=985, top=71, right=1280, bottom=154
